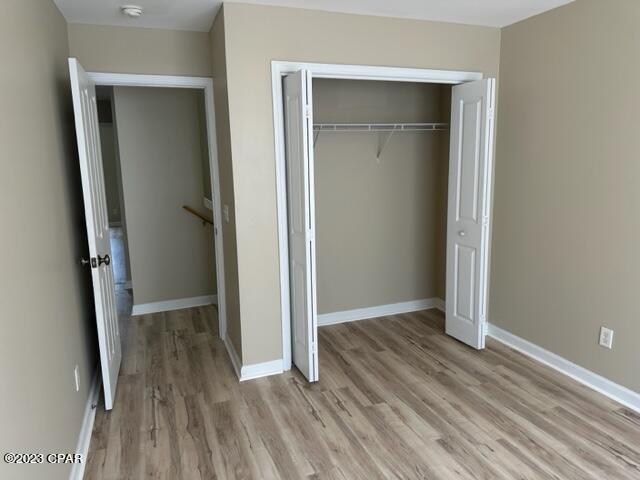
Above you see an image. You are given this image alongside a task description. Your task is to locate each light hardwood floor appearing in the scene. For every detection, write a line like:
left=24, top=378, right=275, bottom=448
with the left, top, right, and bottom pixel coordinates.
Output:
left=85, top=304, right=640, bottom=479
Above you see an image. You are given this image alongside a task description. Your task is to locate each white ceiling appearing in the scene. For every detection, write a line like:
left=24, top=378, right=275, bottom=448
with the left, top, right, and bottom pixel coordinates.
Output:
left=53, top=0, right=575, bottom=32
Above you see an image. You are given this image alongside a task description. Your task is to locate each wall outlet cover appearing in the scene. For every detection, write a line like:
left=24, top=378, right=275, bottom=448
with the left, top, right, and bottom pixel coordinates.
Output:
left=74, top=365, right=80, bottom=391
left=599, top=326, right=614, bottom=349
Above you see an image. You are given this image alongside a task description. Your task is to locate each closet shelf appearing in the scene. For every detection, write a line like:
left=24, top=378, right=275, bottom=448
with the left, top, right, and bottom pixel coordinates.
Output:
left=313, top=122, right=449, bottom=132
left=313, top=123, right=449, bottom=159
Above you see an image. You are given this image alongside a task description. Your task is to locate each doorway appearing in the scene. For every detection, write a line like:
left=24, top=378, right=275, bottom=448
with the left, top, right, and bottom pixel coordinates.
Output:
left=69, top=60, right=227, bottom=409
left=272, top=62, right=495, bottom=380
left=97, top=86, right=218, bottom=314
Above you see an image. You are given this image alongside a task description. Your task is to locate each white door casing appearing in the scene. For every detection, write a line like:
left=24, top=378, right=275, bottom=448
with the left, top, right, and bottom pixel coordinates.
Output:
left=69, top=58, right=122, bottom=409
left=283, top=70, right=319, bottom=382
left=271, top=63, right=484, bottom=371
left=446, top=78, right=496, bottom=349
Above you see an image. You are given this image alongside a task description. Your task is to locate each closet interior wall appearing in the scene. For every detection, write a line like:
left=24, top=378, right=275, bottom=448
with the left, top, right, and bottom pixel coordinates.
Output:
left=313, top=79, right=452, bottom=315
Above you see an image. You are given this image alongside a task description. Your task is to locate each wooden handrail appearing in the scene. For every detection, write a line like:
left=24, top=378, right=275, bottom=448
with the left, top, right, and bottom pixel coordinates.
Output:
left=183, top=205, right=213, bottom=225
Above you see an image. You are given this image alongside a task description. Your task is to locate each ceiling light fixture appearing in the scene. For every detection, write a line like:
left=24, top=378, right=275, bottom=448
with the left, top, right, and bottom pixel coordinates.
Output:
left=120, top=5, right=143, bottom=18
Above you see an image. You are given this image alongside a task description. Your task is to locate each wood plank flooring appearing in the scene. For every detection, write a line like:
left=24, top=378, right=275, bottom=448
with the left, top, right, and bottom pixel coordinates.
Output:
left=85, top=304, right=640, bottom=479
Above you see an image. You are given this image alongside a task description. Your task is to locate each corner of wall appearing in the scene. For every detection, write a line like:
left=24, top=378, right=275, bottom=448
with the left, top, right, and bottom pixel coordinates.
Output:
left=210, top=3, right=243, bottom=363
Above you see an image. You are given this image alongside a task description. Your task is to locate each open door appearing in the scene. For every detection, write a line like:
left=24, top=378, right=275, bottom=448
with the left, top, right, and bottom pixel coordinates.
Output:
left=283, top=70, right=319, bottom=382
left=446, top=78, right=496, bottom=350
left=69, top=58, right=122, bottom=409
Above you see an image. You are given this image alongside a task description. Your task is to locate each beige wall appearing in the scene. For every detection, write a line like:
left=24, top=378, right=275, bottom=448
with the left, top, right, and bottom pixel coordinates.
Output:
left=113, top=87, right=216, bottom=305
left=210, top=8, right=243, bottom=358
left=0, top=1, right=97, bottom=479
left=68, top=24, right=212, bottom=76
left=222, top=3, right=501, bottom=364
left=313, top=79, right=450, bottom=313
left=492, top=0, right=640, bottom=393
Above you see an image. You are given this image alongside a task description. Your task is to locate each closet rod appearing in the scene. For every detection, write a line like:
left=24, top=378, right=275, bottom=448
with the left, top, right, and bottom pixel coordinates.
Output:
left=313, top=122, right=449, bottom=132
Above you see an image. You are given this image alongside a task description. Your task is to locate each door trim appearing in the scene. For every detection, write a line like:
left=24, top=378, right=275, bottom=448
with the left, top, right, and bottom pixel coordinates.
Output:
left=87, top=71, right=228, bottom=341
left=271, top=61, right=486, bottom=371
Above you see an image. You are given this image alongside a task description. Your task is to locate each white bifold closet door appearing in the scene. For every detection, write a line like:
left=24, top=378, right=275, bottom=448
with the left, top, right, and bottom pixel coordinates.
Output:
left=446, top=78, right=496, bottom=350
left=283, top=70, right=319, bottom=382
left=69, top=58, right=122, bottom=409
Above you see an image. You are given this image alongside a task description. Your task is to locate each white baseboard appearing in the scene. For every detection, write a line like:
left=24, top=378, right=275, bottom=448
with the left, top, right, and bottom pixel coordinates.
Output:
left=229, top=297, right=442, bottom=380
left=223, top=336, right=242, bottom=379
left=223, top=336, right=283, bottom=382
left=318, top=297, right=445, bottom=326
left=241, top=359, right=283, bottom=381
left=488, top=324, right=640, bottom=413
left=131, top=294, right=217, bottom=316
left=69, top=368, right=100, bottom=480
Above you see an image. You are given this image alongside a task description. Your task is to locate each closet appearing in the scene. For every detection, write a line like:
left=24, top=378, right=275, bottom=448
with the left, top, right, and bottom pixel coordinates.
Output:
left=312, top=79, right=451, bottom=322
left=279, top=66, right=495, bottom=382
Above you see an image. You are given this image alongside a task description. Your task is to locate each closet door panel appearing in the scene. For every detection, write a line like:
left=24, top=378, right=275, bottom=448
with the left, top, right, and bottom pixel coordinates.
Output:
left=446, top=78, right=495, bottom=350
left=284, top=70, right=318, bottom=382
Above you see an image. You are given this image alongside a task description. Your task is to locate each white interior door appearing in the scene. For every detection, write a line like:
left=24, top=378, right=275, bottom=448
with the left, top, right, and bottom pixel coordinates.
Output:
left=284, top=70, right=318, bottom=382
left=446, top=78, right=496, bottom=350
left=69, top=58, right=122, bottom=409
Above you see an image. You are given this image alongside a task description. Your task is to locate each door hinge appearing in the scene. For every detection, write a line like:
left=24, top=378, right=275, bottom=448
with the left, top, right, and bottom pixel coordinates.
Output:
left=487, top=108, right=495, bottom=120
left=304, top=105, right=311, bottom=119
left=306, top=228, right=315, bottom=242
left=312, top=341, right=318, bottom=354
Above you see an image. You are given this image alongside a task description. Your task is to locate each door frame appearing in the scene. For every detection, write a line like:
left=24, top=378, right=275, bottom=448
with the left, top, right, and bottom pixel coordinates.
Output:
left=88, top=71, right=227, bottom=340
left=271, top=61, right=487, bottom=370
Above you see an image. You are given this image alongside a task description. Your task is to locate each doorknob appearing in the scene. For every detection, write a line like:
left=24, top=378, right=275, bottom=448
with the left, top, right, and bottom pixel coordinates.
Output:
left=80, top=257, right=90, bottom=267
left=98, top=254, right=111, bottom=266
left=458, top=230, right=466, bottom=237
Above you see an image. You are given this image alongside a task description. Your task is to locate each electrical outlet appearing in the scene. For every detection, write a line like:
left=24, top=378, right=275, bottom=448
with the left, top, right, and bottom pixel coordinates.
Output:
left=223, top=204, right=230, bottom=223
left=74, top=365, right=80, bottom=392
left=598, top=327, right=614, bottom=349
